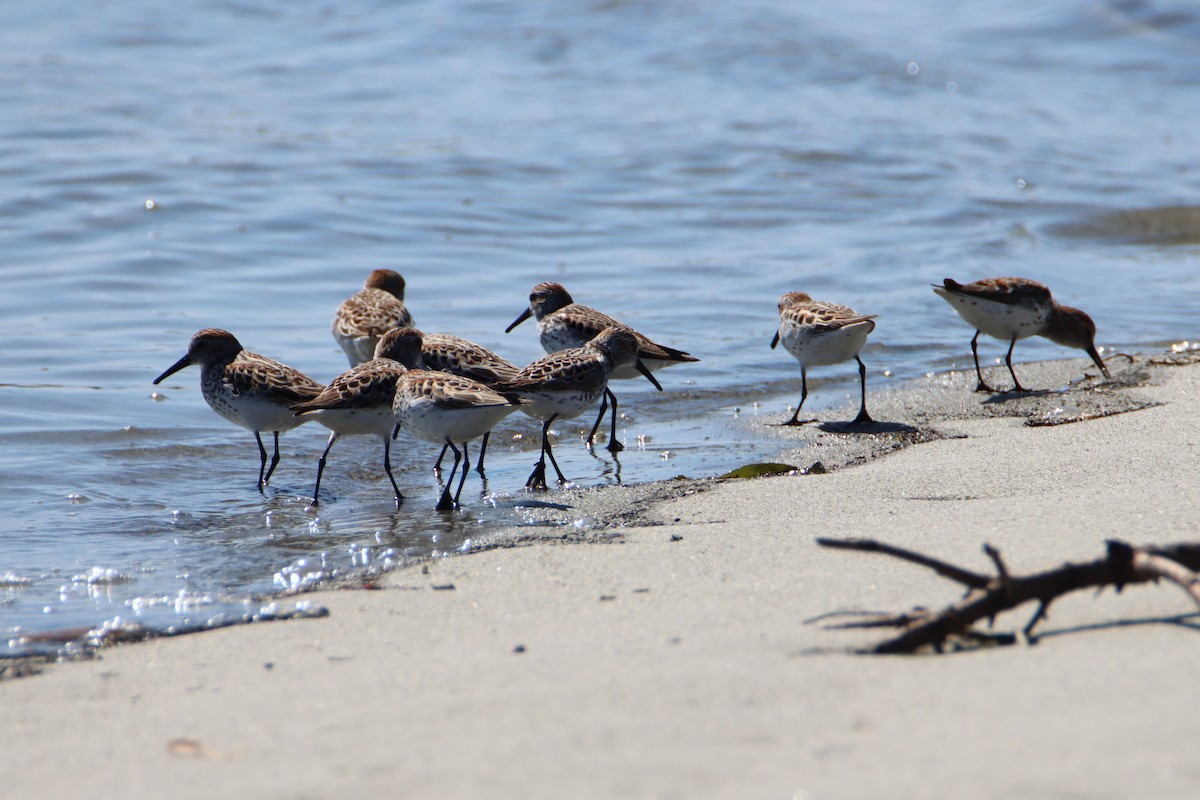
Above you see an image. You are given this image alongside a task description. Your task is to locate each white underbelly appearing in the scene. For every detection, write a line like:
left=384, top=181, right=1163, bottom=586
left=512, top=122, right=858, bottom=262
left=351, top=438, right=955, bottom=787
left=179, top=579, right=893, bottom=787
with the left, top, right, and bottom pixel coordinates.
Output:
left=397, top=398, right=516, bottom=445
left=303, top=406, right=395, bottom=438
left=935, top=289, right=1047, bottom=341
left=334, top=332, right=379, bottom=367
left=779, top=320, right=874, bottom=367
left=204, top=388, right=307, bottom=434
left=514, top=388, right=603, bottom=422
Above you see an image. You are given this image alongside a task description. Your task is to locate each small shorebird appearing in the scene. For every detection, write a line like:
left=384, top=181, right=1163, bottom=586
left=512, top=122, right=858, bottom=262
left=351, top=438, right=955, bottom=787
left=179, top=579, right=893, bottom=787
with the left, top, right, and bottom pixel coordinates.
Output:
left=771, top=292, right=877, bottom=426
left=493, top=327, right=660, bottom=490
left=153, top=328, right=323, bottom=489
left=331, top=269, right=414, bottom=366
left=391, top=369, right=525, bottom=510
left=290, top=328, right=424, bottom=507
left=420, top=332, right=521, bottom=475
left=932, top=277, right=1110, bottom=393
left=505, top=281, right=696, bottom=451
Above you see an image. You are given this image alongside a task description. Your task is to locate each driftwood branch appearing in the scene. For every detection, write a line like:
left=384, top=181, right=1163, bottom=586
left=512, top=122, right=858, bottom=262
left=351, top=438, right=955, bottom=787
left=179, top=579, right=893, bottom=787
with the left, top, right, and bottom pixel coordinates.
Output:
left=815, top=537, right=990, bottom=589
left=1132, top=552, right=1200, bottom=607
left=815, top=538, right=1200, bottom=654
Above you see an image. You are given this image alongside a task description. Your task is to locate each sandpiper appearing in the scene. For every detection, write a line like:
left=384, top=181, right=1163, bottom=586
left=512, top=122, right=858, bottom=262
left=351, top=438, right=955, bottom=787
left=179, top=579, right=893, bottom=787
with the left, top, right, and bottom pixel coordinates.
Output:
left=771, top=292, right=877, bottom=426
left=505, top=281, right=696, bottom=451
left=153, top=328, right=323, bottom=489
left=290, top=328, right=424, bottom=506
left=493, top=327, right=660, bottom=490
left=933, top=277, right=1110, bottom=393
left=332, top=269, right=414, bottom=366
left=420, top=332, right=521, bottom=475
left=391, top=370, right=525, bottom=510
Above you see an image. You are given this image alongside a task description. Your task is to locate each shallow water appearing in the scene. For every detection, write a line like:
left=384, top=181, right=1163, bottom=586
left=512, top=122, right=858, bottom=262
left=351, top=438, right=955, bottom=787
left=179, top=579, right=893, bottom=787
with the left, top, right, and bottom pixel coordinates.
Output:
left=3, top=0, right=1200, bottom=655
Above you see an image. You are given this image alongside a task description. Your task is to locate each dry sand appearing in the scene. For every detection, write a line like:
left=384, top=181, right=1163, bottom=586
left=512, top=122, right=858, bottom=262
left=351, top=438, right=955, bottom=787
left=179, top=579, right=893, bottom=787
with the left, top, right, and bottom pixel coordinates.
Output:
left=5, top=353, right=1200, bottom=799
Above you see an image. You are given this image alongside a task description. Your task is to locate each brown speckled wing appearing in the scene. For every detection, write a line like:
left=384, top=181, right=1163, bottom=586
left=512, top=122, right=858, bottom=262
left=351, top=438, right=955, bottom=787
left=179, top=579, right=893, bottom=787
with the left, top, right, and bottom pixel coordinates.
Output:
left=781, top=302, right=876, bottom=333
left=947, top=277, right=1052, bottom=307
left=333, top=288, right=414, bottom=338
left=552, top=305, right=696, bottom=363
left=421, top=335, right=520, bottom=383
left=502, top=349, right=606, bottom=392
left=226, top=352, right=323, bottom=402
left=403, top=372, right=515, bottom=410
left=549, top=304, right=628, bottom=340
left=293, top=360, right=406, bottom=412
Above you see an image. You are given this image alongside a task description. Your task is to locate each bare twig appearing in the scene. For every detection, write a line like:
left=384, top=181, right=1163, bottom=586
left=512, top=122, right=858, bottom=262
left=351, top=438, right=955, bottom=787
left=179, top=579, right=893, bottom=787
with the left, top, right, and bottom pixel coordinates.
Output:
left=818, top=612, right=932, bottom=631
left=983, top=544, right=1009, bottom=581
left=803, top=609, right=909, bottom=626
left=815, top=537, right=989, bottom=588
left=1132, top=553, right=1200, bottom=609
left=1022, top=599, right=1052, bottom=641
left=1143, top=542, right=1200, bottom=571
left=816, top=537, right=1200, bottom=654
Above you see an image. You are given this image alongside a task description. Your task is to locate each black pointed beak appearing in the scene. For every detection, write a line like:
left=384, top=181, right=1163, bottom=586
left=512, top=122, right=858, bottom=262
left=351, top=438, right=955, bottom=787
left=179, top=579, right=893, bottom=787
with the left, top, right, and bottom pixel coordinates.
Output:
left=392, top=422, right=401, bottom=440
left=153, top=354, right=192, bottom=385
left=505, top=307, right=533, bottom=334
left=635, top=359, right=663, bottom=391
left=1087, top=344, right=1111, bottom=379
left=770, top=330, right=780, bottom=350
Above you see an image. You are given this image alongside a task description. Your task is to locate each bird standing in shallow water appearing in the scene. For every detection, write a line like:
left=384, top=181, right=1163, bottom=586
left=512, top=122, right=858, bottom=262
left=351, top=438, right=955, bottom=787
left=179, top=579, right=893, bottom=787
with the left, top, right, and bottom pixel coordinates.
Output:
left=932, top=277, right=1110, bottom=393
left=392, top=367, right=526, bottom=511
left=419, top=332, right=521, bottom=475
left=290, top=328, right=424, bottom=507
left=506, top=281, right=696, bottom=452
left=153, top=328, right=323, bottom=490
left=771, top=292, right=877, bottom=426
left=331, top=269, right=414, bottom=366
left=493, top=327, right=661, bottom=490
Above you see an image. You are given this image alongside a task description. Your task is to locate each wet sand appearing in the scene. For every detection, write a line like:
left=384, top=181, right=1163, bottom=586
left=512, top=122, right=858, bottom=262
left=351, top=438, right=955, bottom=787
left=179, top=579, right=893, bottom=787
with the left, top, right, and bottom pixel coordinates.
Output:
left=5, top=352, right=1200, bottom=799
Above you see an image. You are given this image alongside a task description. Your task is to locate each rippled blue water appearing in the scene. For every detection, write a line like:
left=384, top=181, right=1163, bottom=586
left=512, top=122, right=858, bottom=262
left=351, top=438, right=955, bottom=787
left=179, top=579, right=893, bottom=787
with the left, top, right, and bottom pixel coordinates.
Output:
left=3, top=0, right=1199, bottom=654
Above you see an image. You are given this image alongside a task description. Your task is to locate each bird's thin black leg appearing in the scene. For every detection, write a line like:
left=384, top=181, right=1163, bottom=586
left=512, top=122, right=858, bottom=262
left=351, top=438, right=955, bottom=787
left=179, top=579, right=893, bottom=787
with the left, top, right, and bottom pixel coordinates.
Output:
left=255, top=432, right=269, bottom=490
left=453, top=442, right=471, bottom=506
left=525, top=416, right=556, bottom=490
left=436, top=441, right=461, bottom=511
left=309, top=431, right=339, bottom=505
left=605, top=389, right=624, bottom=453
left=852, top=355, right=874, bottom=425
left=383, top=437, right=403, bottom=507
left=474, top=432, right=490, bottom=474
left=262, top=431, right=282, bottom=486
left=545, top=430, right=567, bottom=484
left=585, top=392, right=609, bottom=451
left=972, top=331, right=997, bottom=393
left=783, top=367, right=811, bottom=425
left=1005, top=335, right=1026, bottom=392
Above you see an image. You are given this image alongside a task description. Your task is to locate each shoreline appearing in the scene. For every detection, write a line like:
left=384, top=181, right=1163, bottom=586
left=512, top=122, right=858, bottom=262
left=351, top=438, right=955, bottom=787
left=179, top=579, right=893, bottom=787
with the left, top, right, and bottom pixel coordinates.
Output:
left=5, top=350, right=1200, bottom=797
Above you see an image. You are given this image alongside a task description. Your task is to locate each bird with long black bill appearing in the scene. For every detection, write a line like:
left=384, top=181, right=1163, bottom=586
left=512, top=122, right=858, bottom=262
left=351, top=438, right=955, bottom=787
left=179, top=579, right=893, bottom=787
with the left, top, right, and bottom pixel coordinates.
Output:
left=153, top=328, right=322, bottom=489
left=506, top=281, right=696, bottom=452
left=493, top=327, right=660, bottom=490
left=933, top=277, right=1110, bottom=393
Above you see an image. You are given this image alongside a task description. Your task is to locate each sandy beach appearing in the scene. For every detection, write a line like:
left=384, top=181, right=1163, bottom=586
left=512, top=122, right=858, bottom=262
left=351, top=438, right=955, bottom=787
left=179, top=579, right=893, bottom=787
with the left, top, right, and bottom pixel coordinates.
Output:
left=5, top=352, right=1200, bottom=799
